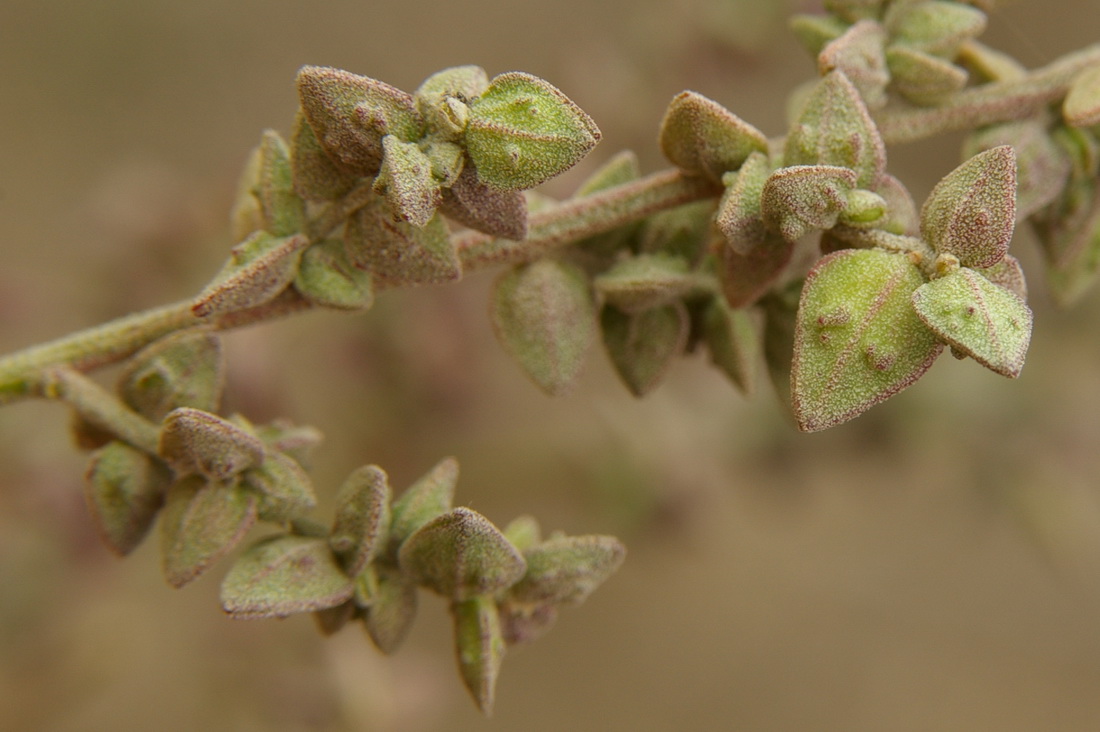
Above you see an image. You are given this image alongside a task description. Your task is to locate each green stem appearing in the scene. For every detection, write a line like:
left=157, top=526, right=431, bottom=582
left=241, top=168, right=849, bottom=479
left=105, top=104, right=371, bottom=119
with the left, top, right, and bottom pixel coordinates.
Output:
left=0, top=168, right=719, bottom=406
left=455, top=169, right=721, bottom=268
left=876, top=43, right=1100, bottom=145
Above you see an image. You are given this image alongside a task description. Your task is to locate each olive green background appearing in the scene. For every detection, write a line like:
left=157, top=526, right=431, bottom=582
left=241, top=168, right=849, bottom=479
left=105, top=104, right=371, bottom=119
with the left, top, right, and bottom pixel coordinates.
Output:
left=3, top=1, right=1100, bottom=729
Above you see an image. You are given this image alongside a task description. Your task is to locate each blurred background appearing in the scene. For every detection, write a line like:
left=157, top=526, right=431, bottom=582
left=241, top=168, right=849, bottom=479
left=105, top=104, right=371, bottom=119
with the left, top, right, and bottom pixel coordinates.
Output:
left=3, top=0, right=1100, bottom=729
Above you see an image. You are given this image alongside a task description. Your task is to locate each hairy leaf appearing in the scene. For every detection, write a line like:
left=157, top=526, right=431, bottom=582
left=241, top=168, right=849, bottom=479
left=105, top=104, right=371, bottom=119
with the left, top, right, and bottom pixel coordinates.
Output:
left=192, top=232, right=309, bottom=318
left=490, top=259, right=597, bottom=396
left=221, top=535, right=354, bottom=619
left=85, top=441, right=170, bottom=556
left=659, top=91, right=768, bottom=181
left=601, top=302, right=689, bottom=397
left=715, top=151, right=772, bottom=254
left=119, top=330, right=225, bottom=422
left=389, top=457, right=459, bottom=550
left=792, top=249, right=942, bottom=431
left=912, top=267, right=1032, bottom=377
left=398, top=507, right=527, bottom=601
left=329, top=465, right=391, bottom=577
left=161, top=476, right=258, bottom=588
left=344, top=195, right=460, bottom=286
left=453, top=595, right=506, bottom=716
left=294, top=238, right=375, bottom=310
left=594, top=253, right=697, bottom=313
left=466, top=72, right=600, bottom=191
left=159, top=407, right=266, bottom=481
left=920, top=145, right=1016, bottom=268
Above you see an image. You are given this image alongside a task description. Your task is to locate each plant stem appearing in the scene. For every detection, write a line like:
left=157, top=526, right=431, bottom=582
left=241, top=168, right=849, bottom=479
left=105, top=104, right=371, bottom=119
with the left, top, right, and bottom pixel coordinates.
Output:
left=455, top=169, right=721, bottom=268
left=0, top=168, right=719, bottom=406
left=877, top=43, right=1100, bottom=145
left=43, top=367, right=162, bottom=454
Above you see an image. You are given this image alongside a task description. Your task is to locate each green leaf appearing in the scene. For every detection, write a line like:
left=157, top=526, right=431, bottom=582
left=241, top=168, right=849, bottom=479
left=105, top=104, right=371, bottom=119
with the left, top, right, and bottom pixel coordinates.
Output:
left=329, top=465, right=391, bottom=577
left=294, top=238, right=375, bottom=311
left=885, top=46, right=969, bottom=105
left=452, top=595, right=506, bottom=716
left=785, top=70, right=885, bottom=189
left=465, top=72, right=600, bottom=191
left=716, top=151, right=771, bottom=254
left=507, top=535, right=625, bottom=607
left=240, top=451, right=317, bottom=523
left=160, top=476, right=258, bottom=588
left=818, top=20, right=890, bottom=110
left=118, top=329, right=225, bottom=422
left=490, top=259, right=597, bottom=396
left=594, top=253, right=697, bottom=313
left=885, top=0, right=987, bottom=56
left=962, top=120, right=1070, bottom=220
left=158, top=407, right=266, bottom=481
left=398, top=507, right=527, bottom=601
left=702, top=297, right=760, bottom=395
left=389, top=457, right=459, bottom=550
left=221, top=535, right=354, bottom=619
left=911, top=267, right=1032, bottom=378
left=253, top=130, right=306, bottom=236
left=920, top=145, right=1016, bottom=268
left=289, top=109, right=358, bottom=202
left=373, top=135, right=442, bottom=227
left=1064, top=64, right=1100, bottom=128
left=601, top=302, right=689, bottom=397
left=362, top=565, right=419, bottom=654
left=296, top=65, right=421, bottom=176
left=658, top=91, right=768, bottom=182
left=84, top=441, right=170, bottom=556
left=192, top=232, right=309, bottom=318
left=344, top=195, right=460, bottom=286
left=792, top=249, right=942, bottom=431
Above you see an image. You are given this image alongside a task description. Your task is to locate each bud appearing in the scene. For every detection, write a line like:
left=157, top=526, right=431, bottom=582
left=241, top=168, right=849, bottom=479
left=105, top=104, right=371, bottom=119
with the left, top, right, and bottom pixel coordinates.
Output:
left=761, top=165, right=858, bottom=242
left=343, top=194, right=460, bottom=286
left=84, top=440, right=170, bottom=556
left=160, top=475, right=258, bottom=588
left=398, top=507, right=527, bottom=601
left=192, top=232, right=309, bottom=318
left=294, top=238, right=375, bottom=311
left=221, top=535, right=355, bottom=619
left=118, top=329, right=225, bottom=422
left=415, top=65, right=489, bottom=140
left=920, top=145, right=1016, bottom=268
left=465, top=72, right=600, bottom=191
left=594, top=253, right=697, bottom=313
left=329, top=465, right=392, bottom=577
left=373, top=135, right=442, bottom=227
left=296, top=65, right=422, bottom=176
left=158, top=407, right=266, bottom=480
left=792, top=249, right=942, bottom=431
left=912, top=266, right=1032, bottom=378
left=490, top=259, right=597, bottom=396
left=658, top=91, right=768, bottom=182
left=389, top=457, right=459, bottom=550
left=785, top=71, right=885, bottom=188
left=601, top=302, right=689, bottom=397
left=452, top=595, right=506, bottom=716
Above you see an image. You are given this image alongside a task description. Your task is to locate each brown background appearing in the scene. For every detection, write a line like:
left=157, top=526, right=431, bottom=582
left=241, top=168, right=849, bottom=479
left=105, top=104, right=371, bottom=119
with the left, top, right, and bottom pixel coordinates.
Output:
left=3, top=1, right=1100, bottom=729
